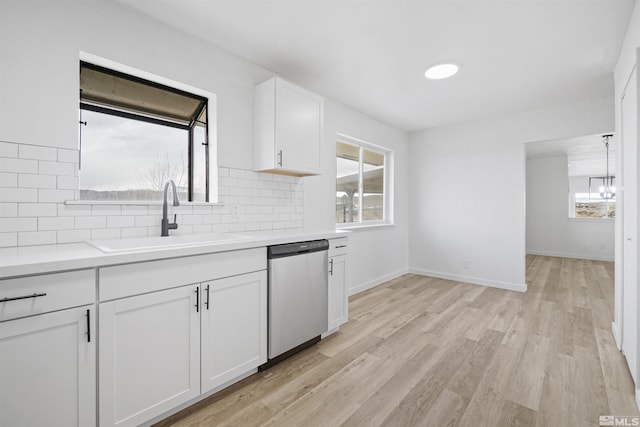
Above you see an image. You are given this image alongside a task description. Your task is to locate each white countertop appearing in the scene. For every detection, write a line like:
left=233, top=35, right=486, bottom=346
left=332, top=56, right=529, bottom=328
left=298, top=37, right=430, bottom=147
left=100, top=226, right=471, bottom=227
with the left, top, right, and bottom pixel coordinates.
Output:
left=0, top=229, right=349, bottom=279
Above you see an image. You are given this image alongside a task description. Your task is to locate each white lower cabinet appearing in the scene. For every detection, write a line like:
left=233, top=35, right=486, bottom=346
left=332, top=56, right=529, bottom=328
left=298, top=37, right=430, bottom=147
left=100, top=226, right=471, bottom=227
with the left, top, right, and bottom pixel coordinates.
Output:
left=327, top=238, right=349, bottom=331
left=99, top=285, right=201, bottom=427
left=99, top=268, right=267, bottom=426
left=328, top=254, right=348, bottom=330
left=201, top=270, right=267, bottom=392
left=0, top=306, right=96, bottom=427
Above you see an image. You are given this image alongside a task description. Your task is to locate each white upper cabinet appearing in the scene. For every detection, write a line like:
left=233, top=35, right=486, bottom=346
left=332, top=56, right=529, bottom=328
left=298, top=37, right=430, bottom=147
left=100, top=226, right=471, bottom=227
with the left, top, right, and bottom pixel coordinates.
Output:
left=254, top=77, right=323, bottom=176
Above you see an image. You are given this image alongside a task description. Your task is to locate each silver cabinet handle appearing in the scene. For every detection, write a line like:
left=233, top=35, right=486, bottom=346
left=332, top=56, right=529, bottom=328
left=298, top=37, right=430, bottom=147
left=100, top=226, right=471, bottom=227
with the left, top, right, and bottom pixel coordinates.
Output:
left=329, top=259, right=334, bottom=276
left=278, top=150, right=283, bottom=167
left=334, top=245, right=347, bottom=249
left=0, top=292, right=47, bottom=303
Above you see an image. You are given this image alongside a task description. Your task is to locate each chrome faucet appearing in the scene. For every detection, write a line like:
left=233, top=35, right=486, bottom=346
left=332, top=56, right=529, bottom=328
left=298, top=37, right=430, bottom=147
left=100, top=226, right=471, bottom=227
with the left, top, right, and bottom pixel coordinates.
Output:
left=161, top=180, right=180, bottom=236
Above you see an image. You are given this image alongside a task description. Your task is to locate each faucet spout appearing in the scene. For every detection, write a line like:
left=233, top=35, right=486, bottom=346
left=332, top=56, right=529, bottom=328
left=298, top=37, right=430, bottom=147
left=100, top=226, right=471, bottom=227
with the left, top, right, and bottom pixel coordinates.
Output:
left=161, top=180, right=180, bottom=237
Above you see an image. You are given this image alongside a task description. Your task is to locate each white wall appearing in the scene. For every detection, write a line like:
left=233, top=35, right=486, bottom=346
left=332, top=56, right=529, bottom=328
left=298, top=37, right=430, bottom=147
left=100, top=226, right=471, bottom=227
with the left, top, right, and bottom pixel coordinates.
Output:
left=0, top=1, right=268, bottom=169
left=526, top=155, right=614, bottom=261
left=0, top=0, right=410, bottom=292
left=408, top=98, right=614, bottom=291
left=612, top=0, right=640, bottom=402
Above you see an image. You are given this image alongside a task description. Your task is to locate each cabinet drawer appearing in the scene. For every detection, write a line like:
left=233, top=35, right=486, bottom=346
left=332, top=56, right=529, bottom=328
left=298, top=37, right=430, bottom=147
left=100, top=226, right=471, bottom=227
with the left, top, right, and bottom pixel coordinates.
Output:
left=328, top=238, right=348, bottom=257
left=0, top=270, right=96, bottom=322
left=99, top=247, right=267, bottom=301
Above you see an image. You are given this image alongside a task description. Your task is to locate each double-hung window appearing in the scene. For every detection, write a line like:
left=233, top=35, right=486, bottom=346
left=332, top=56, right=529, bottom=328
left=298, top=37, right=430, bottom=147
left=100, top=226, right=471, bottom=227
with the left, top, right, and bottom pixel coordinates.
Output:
left=336, top=135, right=391, bottom=226
left=79, top=61, right=214, bottom=202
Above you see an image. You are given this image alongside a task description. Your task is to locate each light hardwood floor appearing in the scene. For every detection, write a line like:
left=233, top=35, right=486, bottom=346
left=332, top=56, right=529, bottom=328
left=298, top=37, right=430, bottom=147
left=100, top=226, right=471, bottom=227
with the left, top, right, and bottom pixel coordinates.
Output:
left=155, top=256, right=639, bottom=427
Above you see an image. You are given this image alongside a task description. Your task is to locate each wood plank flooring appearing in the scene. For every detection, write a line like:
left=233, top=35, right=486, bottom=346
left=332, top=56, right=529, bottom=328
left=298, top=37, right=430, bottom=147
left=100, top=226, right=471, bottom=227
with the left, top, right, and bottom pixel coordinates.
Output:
left=154, top=256, right=639, bottom=427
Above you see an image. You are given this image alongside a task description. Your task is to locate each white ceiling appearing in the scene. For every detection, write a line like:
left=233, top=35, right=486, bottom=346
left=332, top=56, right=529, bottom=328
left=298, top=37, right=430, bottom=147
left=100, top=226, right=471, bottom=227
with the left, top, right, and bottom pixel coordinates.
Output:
left=113, top=0, right=635, bottom=132
left=526, top=134, right=616, bottom=177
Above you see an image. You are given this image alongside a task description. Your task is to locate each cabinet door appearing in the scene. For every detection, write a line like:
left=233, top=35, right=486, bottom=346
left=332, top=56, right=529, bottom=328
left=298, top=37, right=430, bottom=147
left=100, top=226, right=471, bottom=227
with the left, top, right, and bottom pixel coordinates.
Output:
left=100, top=285, right=200, bottom=427
left=0, top=306, right=96, bottom=427
left=275, top=79, right=322, bottom=174
left=328, top=255, right=348, bottom=330
left=201, top=271, right=267, bottom=393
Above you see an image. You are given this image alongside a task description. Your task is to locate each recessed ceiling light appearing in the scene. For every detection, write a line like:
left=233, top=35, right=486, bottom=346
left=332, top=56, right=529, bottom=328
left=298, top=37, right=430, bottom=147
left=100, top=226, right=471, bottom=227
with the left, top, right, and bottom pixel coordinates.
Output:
left=425, top=63, right=459, bottom=80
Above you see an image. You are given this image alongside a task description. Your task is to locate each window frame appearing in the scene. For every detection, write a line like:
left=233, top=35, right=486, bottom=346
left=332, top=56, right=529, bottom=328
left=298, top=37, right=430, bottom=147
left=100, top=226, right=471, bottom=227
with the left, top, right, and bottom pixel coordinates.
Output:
left=77, top=52, right=218, bottom=204
left=335, top=134, right=393, bottom=229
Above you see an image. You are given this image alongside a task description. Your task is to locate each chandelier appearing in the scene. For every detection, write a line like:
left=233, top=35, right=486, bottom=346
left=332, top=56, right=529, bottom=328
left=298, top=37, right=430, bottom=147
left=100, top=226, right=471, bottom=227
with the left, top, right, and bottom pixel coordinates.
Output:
left=599, top=134, right=615, bottom=200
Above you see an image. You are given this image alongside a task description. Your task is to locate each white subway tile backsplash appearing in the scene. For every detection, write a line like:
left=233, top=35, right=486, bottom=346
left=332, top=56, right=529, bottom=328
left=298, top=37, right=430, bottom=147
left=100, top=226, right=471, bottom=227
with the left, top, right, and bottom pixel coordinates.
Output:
left=57, top=148, right=78, bottom=164
left=18, top=173, right=56, bottom=189
left=75, top=216, right=107, bottom=229
left=0, top=217, right=36, bottom=232
left=192, top=224, right=213, bottom=234
left=38, top=161, right=75, bottom=176
left=229, top=169, right=245, bottom=178
left=91, top=228, right=121, bottom=240
left=91, top=205, right=121, bottom=216
left=0, top=232, right=18, bottom=247
left=38, top=216, right=75, bottom=231
left=19, top=203, right=57, bottom=217
left=0, top=157, right=38, bottom=174
left=219, top=177, right=237, bottom=187
left=57, top=229, right=90, bottom=243
left=38, top=189, right=74, bottom=203
left=0, top=188, right=38, bottom=202
left=18, top=230, right=56, bottom=246
left=2, top=142, right=304, bottom=247
left=0, top=142, right=19, bottom=158
left=134, top=215, right=159, bottom=227
left=57, top=175, right=79, bottom=190
left=0, top=172, right=17, bottom=187
left=107, top=216, right=134, bottom=228
left=121, top=227, right=148, bottom=238
left=202, top=214, right=221, bottom=224
left=121, top=205, right=149, bottom=216
left=19, top=144, right=57, bottom=161
left=181, top=215, right=203, bottom=225
left=0, top=203, right=18, bottom=217
left=58, top=204, right=92, bottom=216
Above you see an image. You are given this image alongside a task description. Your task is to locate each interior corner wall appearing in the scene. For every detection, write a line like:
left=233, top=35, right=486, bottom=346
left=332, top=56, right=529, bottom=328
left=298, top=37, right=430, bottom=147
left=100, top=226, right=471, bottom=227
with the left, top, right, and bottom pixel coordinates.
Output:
left=526, top=155, right=615, bottom=261
left=408, top=98, right=614, bottom=291
left=304, top=99, right=410, bottom=295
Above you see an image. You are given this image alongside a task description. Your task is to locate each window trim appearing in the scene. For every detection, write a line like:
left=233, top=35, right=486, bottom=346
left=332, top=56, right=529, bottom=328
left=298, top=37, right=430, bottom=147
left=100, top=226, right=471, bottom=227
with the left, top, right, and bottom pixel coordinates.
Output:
left=335, top=133, right=393, bottom=228
left=78, top=51, right=218, bottom=203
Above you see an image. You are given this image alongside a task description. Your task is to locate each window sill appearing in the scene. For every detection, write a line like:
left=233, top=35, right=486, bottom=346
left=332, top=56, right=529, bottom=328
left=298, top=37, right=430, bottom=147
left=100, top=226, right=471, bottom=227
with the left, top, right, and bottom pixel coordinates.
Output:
left=567, top=217, right=615, bottom=222
left=336, top=222, right=395, bottom=231
left=66, top=200, right=224, bottom=206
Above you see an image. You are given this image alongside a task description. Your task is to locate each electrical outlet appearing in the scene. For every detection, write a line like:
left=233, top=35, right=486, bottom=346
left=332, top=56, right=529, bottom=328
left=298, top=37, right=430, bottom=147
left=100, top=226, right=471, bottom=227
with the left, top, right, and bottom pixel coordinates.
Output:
left=463, top=259, right=470, bottom=269
left=600, top=244, right=606, bottom=250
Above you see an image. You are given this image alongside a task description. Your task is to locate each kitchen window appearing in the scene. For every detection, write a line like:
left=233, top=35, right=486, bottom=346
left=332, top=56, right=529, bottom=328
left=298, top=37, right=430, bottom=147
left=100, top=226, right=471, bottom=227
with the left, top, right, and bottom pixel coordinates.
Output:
left=336, top=135, right=391, bottom=226
left=79, top=60, right=215, bottom=202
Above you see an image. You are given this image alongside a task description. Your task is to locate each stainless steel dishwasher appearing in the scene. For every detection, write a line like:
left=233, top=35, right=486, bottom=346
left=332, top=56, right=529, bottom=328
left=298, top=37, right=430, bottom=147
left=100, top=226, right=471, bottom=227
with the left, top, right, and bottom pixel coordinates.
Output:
left=263, top=239, right=329, bottom=368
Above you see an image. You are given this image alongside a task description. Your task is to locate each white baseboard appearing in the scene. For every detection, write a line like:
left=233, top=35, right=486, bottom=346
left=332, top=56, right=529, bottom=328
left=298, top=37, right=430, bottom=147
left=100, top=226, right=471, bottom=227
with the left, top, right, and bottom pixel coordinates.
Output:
left=612, top=321, right=622, bottom=351
left=348, top=268, right=409, bottom=296
left=526, top=250, right=614, bottom=262
left=408, top=268, right=527, bottom=293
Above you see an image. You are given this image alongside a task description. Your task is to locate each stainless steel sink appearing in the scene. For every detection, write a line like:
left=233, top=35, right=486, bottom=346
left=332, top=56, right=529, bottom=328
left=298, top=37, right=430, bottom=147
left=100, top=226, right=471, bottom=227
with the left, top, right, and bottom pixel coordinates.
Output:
left=87, top=233, right=252, bottom=253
